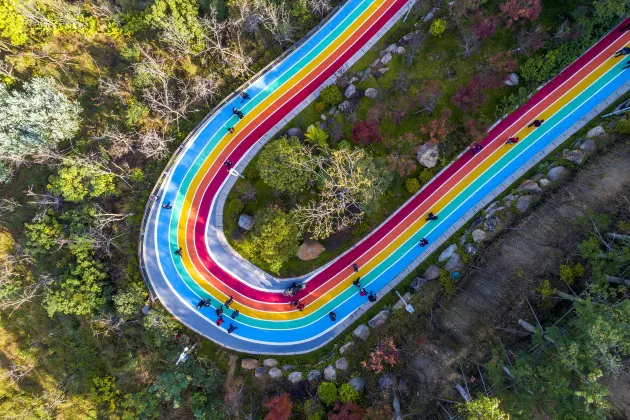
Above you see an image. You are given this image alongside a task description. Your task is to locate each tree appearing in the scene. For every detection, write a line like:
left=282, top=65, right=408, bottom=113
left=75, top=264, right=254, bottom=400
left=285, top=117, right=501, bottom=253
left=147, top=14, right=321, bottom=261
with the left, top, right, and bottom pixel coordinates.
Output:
left=0, top=0, right=28, bottom=47
left=48, top=165, right=117, bottom=202
left=239, top=207, right=299, bottom=273
left=471, top=11, right=497, bottom=40
left=148, top=371, right=191, bottom=409
left=459, top=29, right=480, bottom=58
left=419, top=108, right=454, bottom=144
left=361, top=336, right=399, bottom=373
left=0, top=77, right=81, bottom=165
left=429, top=18, right=447, bottom=37
left=459, top=396, right=509, bottom=420
left=144, top=0, right=205, bottom=54
left=307, top=0, right=332, bottom=18
left=452, top=75, right=486, bottom=112
left=338, top=383, right=360, bottom=403
left=384, top=133, right=419, bottom=177
left=450, top=0, right=482, bottom=27
left=352, top=120, right=381, bottom=144
left=304, top=124, right=329, bottom=149
left=319, top=85, right=342, bottom=107
left=256, top=136, right=313, bottom=194
left=327, top=401, right=364, bottom=420
left=463, top=118, right=488, bottom=143
left=317, top=382, right=338, bottom=405
left=500, top=0, right=542, bottom=27
left=516, top=27, right=547, bottom=56
left=416, top=79, right=442, bottom=116
left=264, top=393, right=292, bottom=420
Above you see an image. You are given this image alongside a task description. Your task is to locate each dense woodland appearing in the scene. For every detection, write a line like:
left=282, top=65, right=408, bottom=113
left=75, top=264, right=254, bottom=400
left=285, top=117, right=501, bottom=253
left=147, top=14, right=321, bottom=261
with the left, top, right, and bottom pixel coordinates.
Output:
left=0, top=0, right=629, bottom=418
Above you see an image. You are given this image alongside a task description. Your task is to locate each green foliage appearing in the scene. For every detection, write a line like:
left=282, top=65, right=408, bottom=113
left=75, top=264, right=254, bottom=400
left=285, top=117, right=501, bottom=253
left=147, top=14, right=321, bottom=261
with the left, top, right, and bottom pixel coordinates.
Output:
left=149, top=372, right=191, bottom=409
left=0, top=160, right=13, bottom=184
left=303, top=399, right=325, bottom=420
left=92, top=376, right=120, bottom=413
left=239, top=207, right=299, bottom=273
left=224, top=198, right=244, bottom=231
left=429, top=19, right=446, bottom=37
left=319, top=85, right=343, bottom=107
left=593, top=0, right=630, bottom=26
left=0, top=77, right=82, bottom=161
left=256, top=136, right=313, bottom=194
left=338, top=383, right=360, bottom=403
left=559, top=262, right=584, bottom=285
left=317, top=381, right=338, bottom=406
left=113, top=281, right=147, bottom=318
left=519, top=50, right=559, bottom=85
left=459, top=396, right=509, bottom=420
left=613, top=118, right=630, bottom=135
left=130, top=168, right=145, bottom=183
left=48, top=165, right=117, bottom=202
left=304, top=124, right=329, bottom=149
left=125, top=98, right=150, bottom=127
left=405, top=177, right=420, bottom=194
left=536, top=279, right=555, bottom=307
left=0, top=0, right=28, bottom=46
left=439, top=269, right=456, bottom=296
left=418, top=168, right=433, bottom=184
left=143, top=0, right=204, bottom=52
left=24, top=213, right=64, bottom=254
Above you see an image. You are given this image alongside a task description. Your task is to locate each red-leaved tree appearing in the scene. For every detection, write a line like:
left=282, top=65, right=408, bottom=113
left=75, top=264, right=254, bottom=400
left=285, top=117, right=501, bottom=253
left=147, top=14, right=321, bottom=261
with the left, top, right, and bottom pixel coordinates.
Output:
left=420, top=108, right=454, bottom=145
left=516, top=27, right=547, bottom=56
left=471, top=11, right=497, bottom=40
left=384, top=133, right=419, bottom=177
left=452, top=75, right=487, bottom=112
left=488, top=51, right=518, bottom=75
left=500, top=0, right=542, bottom=27
left=327, top=402, right=365, bottom=420
left=463, top=117, right=489, bottom=143
left=352, top=120, right=381, bottom=144
left=264, top=393, right=292, bottom=420
left=361, top=336, right=399, bottom=373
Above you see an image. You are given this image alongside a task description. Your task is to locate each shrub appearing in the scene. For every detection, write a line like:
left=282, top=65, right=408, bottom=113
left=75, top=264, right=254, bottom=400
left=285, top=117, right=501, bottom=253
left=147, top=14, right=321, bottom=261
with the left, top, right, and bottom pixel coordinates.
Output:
left=439, top=270, right=456, bottom=296
left=317, top=382, right=338, bottom=406
left=338, top=383, right=360, bottom=403
left=315, top=101, right=326, bottom=113
left=256, top=137, right=312, bottom=194
left=405, top=177, right=420, bottom=194
left=536, top=279, right=556, bottom=307
left=418, top=168, right=433, bottom=184
left=0, top=161, right=13, bottom=184
left=559, top=263, right=584, bottom=285
left=319, top=85, right=343, bottom=107
left=614, top=119, right=630, bottom=135
left=429, top=19, right=446, bottom=37
left=224, top=198, right=244, bottom=229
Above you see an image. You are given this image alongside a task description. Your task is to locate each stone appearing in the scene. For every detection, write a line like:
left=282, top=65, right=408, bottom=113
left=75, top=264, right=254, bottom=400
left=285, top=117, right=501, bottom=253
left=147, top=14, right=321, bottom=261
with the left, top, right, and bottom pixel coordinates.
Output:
left=335, top=357, right=349, bottom=371
left=288, top=371, right=303, bottom=384
left=396, top=46, right=405, bottom=54
left=238, top=214, right=255, bottom=230
left=254, top=367, right=267, bottom=378
left=379, top=373, right=394, bottom=390
left=380, top=52, right=393, bottom=65
left=385, top=43, right=398, bottom=53
left=399, top=378, right=409, bottom=394
left=444, top=253, right=464, bottom=272
left=368, top=310, right=390, bottom=328
left=307, top=370, right=322, bottom=381
left=424, top=264, right=440, bottom=280
left=547, top=166, right=569, bottom=182
left=470, top=217, right=484, bottom=230
left=364, top=87, right=378, bottom=99
left=580, top=139, right=596, bottom=152
left=241, top=358, right=259, bottom=370
left=338, top=100, right=350, bottom=112
left=518, top=179, right=543, bottom=194
left=344, top=84, right=357, bottom=98
left=375, top=67, right=390, bottom=78
left=472, top=229, right=486, bottom=243
left=393, top=292, right=412, bottom=310
left=485, top=205, right=505, bottom=218
left=539, top=178, right=551, bottom=188
left=324, top=365, right=337, bottom=381
left=416, top=143, right=439, bottom=168
left=339, top=342, right=354, bottom=355
left=320, top=114, right=327, bottom=121
left=370, top=58, right=381, bottom=68
left=504, top=73, right=519, bottom=86
left=349, top=377, right=365, bottom=392
left=423, top=11, right=435, bottom=22
left=438, top=244, right=458, bottom=262
left=282, top=365, right=295, bottom=371
left=352, top=324, right=370, bottom=341
left=349, top=77, right=359, bottom=84
left=464, top=242, right=477, bottom=255
left=562, top=149, right=585, bottom=165
left=268, top=367, right=283, bottom=379
left=360, top=68, right=372, bottom=82
left=586, top=125, right=606, bottom=138
left=263, top=358, right=278, bottom=368
left=286, top=127, right=304, bottom=140
left=484, top=215, right=500, bottom=232
left=410, top=277, right=428, bottom=292
left=297, top=240, right=325, bottom=261
left=516, top=195, right=534, bottom=213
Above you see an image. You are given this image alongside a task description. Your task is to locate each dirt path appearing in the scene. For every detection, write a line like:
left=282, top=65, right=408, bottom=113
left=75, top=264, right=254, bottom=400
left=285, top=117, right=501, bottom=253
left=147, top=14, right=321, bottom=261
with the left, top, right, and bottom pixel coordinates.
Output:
left=410, top=140, right=630, bottom=415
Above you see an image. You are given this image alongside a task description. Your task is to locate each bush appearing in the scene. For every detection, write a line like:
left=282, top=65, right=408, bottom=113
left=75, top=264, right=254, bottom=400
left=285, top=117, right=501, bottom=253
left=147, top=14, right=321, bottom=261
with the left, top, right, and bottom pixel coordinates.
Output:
left=614, top=119, right=630, bottom=135
left=224, top=198, right=244, bottom=230
left=256, top=137, right=313, bottom=194
left=418, top=168, right=433, bottom=184
left=439, top=270, right=456, bottom=296
left=559, top=263, right=584, bottom=285
left=317, top=382, right=338, bottom=406
left=315, top=101, right=326, bottom=113
left=405, top=177, right=420, bottom=194
left=429, top=19, right=446, bottom=37
left=319, top=85, right=343, bottom=107
left=338, top=383, right=360, bottom=403
left=0, top=161, right=13, bottom=184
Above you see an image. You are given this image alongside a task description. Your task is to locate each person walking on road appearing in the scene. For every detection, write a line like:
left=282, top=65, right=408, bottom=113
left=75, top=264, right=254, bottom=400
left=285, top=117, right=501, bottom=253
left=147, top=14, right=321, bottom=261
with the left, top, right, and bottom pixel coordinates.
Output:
left=329, top=312, right=337, bottom=321
left=216, top=305, right=224, bottom=317
left=353, top=263, right=359, bottom=272
left=419, top=238, right=429, bottom=247
left=368, top=291, right=377, bottom=302
left=174, top=247, right=183, bottom=257
left=231, top=309, right=240, bottom=319
left=505, top=137, right=519, bottom=145
left=297, top=302, right=305, bottom=311
left=216, top=316, right=224, bottom=327
left=614, top=46, right=630, bottom=57
left=227, top=127, right=235, bottom=134
left=225, top=160, right=233, bottom=169
left=426, top=212, right=438, bottom=221
left=359, top=288, right=368, bottom=296
left=162, top=202, right=172, bottom=209
left=227, top=324, right=238, bottom=334
left=196, top=299, right=206, bottom=309
left=352, top=278, right=361, bottom=288
left=470, top=143, right=483, bottom=156
left=528, top=119, right=544, bottom=128
left=225, top=296, right=234, bottom=308
left=240, top=91, right=250, bottom=101
left=232, top=107, right=244, bottom=119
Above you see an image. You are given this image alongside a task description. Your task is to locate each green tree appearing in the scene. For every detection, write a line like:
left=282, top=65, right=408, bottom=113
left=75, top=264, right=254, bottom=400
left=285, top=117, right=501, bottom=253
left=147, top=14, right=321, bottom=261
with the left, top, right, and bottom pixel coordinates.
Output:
left=48, top=165, right=117, bottom=202
left=239, top=207, right=299, bottom=273
left=459, top=396, right=509, bottom=420
left=256, top=136, right=313, bottom=194
left=24, top=213, right=64, bottom=254
left=145, top=0, right=204, bottom=52
left=0, top=77, right=81, bottom=163
left=429, top=19, right=447, bottom=37
left=317, top=381, right=338, bottom=406
left=113, top=281, right=148, bottom=319
left=338, top=383, right=360, bottom=403
left=319, top=85, right=342, bottom=107
left=149, top=371, right=191, bottom=409
left=0, top=0, right=28, bottom=46
left=304, top=124, right=329, bottom=149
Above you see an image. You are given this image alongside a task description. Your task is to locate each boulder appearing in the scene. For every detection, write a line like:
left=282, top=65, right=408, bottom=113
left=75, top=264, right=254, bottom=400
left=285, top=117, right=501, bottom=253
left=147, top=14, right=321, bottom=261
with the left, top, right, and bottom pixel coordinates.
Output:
left=360, top=68, right=372, bottom=82
left=586, top=125, right=605, bottom=138
left=370, top=58, right=381, bottom=68
left=368, top=310, right=390, bottom=329
left=254, top=367, right=267, bottom=378
left=438, top=244, right=458, bottom=263
left=320, top=114, right=327, bottom=121
left=344, top=84, right=357, bottom=98
left=380, top=52, right=393, bottom=65
left=324, top=365, right=337, bottom=381
left=547, top=166, right=568, bottom=182
left=471, top=229, right=486, bottom=243
left=241, top=359, right=259, bottom=370
left=349, top=377, right=365, bottom=392
left=424, top=264, right=440, bottom=280
left=416, top=143, right=439, bottom=168
left=335, top=357, right=349, bottom=371
left=327, top=106, right=337, bottom=116
left=238, top=214, right=255, bottom=231
left=396, top=46, right=405, bottom=54
left=349, top=76, right=359, bottom=84
left=338, top=100, right=350, bottom=112
left=393, top=292, right=412, bottom=310
left=516, top=195, right=534, bottom=213
left=286, top=127, right=304, bottom=140
left=423, top=11, right=435, bottom=22
left=538, top=178, right=551, bottom=188
left=410, top=277, right=428, bottom=292
left=364, top=88, right=378, bottom=99
left=307, top=370, right=322, bottom=382
left=580, top=139, right=596, bottom=153
left=288, top=371, right=303, bottom=384
left=504, top=73, right=519, bottom=86
left=485, top=205, right=505, bottom=218
left=375, top=67, right=390, bottom=78
left=339, top=342, right=354, bottom=355
left=297, top=240, right=325, bottom=261
left=444, top=253, right=464, bottom=272
left=352, top=324, right=370, bottom=341
left=379, top=373, right=394, bottom=390
left=263, top=358, right=278, bottom=368
left=484, top=215, right=501, bottom=232
left=464, top=242, right=477, bottom=255
left=470, top=217, right=484, bottom=230
left=518, top=179, right=542, bottom=194
left=268, top=367, right=283, bottom=379
left=562, top=149, right=584, bottom=165
left=384, top=43, right=398, bottom=53
left=282, top=365, right=295, bottom=371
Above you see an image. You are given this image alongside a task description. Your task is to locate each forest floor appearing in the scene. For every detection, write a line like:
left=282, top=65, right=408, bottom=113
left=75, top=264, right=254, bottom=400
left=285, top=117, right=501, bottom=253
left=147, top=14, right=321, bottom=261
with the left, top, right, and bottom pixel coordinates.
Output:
left=408, top=138, right=630, bottom=417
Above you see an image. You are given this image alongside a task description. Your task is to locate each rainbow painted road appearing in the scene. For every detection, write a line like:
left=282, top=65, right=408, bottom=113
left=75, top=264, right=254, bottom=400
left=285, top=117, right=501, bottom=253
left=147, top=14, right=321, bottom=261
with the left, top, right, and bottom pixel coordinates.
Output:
left=140, top=0, right=630, bottom=354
